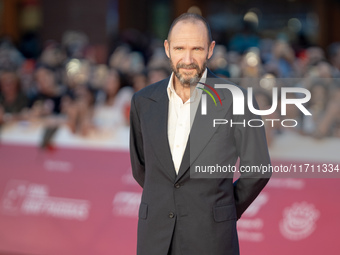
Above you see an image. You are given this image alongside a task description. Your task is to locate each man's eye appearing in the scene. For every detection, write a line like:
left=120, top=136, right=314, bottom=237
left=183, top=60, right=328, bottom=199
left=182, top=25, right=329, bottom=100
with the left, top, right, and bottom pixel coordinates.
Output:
left=175, top=47, right=183, bottom=50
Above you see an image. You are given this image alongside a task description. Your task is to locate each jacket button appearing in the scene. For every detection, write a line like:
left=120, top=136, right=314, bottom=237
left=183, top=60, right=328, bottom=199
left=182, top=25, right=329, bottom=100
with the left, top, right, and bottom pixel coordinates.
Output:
left=169, top=212, right=175, bottom=218
left=174, top=183, right=180, bottom=189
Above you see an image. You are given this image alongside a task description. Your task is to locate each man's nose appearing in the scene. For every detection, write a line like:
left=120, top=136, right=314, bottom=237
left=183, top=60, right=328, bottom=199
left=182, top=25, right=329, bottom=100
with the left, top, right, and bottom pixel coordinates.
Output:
left=182, top=50, right=193, bottom=65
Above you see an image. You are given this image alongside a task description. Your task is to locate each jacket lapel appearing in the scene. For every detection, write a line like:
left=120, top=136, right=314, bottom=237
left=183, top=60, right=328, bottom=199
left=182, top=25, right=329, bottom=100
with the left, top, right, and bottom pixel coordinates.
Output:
left=144, top=78, right=177, bottom=181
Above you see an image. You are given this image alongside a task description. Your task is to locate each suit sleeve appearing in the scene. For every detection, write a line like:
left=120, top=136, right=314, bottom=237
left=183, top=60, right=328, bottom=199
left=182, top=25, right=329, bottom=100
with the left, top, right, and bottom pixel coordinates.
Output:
left=129, top=95, right=145, bottom=188
left=233, top=94, right=272, bottom=219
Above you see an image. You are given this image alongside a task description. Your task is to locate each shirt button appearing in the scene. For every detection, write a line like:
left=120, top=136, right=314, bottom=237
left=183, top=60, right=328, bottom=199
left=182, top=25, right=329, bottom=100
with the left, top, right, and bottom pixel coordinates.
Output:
left=174, top=183, right=180, bottom=189
left=169, top=212, right=175, bottom=218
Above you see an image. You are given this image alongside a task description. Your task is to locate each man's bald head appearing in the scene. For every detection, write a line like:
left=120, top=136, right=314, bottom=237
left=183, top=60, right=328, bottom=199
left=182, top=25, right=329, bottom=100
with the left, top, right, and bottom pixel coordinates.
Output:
left=167, top=13, right=212, bottom=46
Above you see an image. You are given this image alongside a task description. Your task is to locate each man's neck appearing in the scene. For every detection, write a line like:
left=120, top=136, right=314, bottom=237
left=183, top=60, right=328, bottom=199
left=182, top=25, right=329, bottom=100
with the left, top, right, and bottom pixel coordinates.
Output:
left=173, top=77, right=196, bottom=103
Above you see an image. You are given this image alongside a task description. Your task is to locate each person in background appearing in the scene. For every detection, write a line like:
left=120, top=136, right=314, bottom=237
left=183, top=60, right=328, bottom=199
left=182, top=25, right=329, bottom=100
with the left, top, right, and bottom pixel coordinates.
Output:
left=29, top=66, right=63, bottom=119
left=64, top=84, right=96, bottom=136
left=313, top=86, right=340, bottom=138
left=147, top=67, right=171, bottom=85
left=132, top=71, right=148, bottom=92
left=328, top=42, right=340, bottom=77
left=302, top=79, right=330, bottom=136
left=93, top=68, right=132, bottom=133
left=0, top=70, right=28, bottom=124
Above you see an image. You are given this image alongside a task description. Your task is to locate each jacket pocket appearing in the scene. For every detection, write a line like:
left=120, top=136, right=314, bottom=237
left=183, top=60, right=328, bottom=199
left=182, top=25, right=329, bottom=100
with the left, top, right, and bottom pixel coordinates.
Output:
left=213, top=204, right=237, bottom=222
left=139, top=202, right=148, bottom=220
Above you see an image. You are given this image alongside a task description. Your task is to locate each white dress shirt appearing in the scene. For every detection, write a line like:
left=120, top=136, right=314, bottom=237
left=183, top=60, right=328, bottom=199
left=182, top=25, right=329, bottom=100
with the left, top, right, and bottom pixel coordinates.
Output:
left=167, top=69, right=207, bottom=174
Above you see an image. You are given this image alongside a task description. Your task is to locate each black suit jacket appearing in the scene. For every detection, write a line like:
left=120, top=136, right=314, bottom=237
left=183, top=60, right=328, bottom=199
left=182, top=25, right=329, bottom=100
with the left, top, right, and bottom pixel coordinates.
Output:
left=129, top=69, right=271, bottom=255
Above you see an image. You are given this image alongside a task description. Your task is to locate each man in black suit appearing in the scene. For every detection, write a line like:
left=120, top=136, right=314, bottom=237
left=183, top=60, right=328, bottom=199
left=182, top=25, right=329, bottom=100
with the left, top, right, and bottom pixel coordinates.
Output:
left=130, top=13, right=271, bottom=255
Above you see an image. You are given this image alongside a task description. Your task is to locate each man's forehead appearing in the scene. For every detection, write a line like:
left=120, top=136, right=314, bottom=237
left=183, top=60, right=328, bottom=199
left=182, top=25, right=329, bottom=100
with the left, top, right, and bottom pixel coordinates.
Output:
left=169, top=20, right=208, bottom=44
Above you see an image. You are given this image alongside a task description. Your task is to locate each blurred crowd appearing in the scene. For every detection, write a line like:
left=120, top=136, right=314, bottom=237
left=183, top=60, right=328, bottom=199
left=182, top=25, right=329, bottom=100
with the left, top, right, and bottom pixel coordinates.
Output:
left=0, top=29, right=340, bottom=146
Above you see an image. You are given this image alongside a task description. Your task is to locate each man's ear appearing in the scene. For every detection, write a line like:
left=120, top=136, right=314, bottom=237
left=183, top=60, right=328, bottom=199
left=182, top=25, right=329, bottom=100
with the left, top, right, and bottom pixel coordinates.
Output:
left=164, top=40, right=170, bottom=58
left=207, top=41, right=216, bottom=60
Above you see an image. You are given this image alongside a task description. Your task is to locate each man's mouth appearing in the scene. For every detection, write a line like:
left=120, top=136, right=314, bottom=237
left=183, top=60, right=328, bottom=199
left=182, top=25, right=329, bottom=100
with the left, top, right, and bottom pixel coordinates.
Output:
left=180, top=68, right=196, bottom=72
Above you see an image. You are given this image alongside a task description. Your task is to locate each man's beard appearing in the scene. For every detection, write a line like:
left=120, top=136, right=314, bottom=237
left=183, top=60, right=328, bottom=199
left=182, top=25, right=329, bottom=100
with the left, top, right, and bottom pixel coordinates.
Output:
left=169, top=58, right=207, bottom=88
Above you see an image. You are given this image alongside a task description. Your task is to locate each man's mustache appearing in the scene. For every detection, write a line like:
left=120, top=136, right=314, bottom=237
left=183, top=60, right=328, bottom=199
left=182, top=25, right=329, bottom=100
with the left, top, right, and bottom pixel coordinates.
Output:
left=176, top=63, right=199, bottom=70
